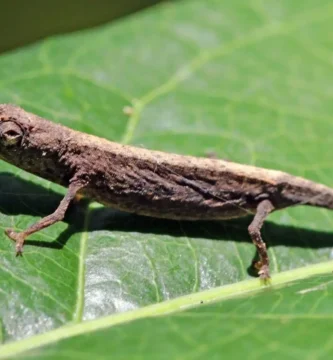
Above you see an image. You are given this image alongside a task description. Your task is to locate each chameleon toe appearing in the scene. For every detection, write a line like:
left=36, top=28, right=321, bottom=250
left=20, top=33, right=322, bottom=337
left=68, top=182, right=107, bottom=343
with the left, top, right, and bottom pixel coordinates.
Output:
left=5, top=228, right=17, bottom=241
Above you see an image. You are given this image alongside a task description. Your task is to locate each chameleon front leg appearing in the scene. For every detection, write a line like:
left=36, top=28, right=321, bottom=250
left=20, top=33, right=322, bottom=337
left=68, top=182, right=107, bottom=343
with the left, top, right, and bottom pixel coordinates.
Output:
left=5, top=180, right=85, bottom=256
left=248, top=199, right=274, bottom=281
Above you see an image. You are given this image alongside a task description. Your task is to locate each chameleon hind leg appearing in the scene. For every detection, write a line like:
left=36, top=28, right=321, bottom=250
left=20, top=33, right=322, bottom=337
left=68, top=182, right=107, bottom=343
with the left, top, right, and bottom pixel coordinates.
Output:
left=248, top=199, right=274, bottom=282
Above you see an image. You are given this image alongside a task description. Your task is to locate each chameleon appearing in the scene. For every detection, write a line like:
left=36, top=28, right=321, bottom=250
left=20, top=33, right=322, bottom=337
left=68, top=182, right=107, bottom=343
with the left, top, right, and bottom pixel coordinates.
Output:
left=1, top=103, right=333, bottom=280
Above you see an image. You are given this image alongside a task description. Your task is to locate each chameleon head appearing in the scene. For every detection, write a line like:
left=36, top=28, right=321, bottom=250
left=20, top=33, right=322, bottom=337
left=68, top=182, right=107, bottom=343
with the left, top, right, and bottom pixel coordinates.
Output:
left=0, top=104, right=26, bottom=147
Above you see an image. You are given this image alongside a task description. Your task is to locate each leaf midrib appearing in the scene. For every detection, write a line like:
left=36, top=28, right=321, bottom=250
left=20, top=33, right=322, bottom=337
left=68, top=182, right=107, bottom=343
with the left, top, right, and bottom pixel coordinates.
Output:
left=1, top=260, right=332, bottom=359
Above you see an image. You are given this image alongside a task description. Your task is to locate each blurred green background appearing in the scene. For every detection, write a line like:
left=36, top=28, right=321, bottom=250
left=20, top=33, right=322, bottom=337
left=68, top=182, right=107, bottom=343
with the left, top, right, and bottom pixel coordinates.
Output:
left=0, top=0, right=165, bottom=53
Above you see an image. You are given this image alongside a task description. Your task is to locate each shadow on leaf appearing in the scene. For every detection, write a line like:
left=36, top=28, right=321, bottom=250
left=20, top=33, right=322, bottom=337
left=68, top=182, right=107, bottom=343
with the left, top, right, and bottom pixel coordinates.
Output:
left=0, top=172, right=332, bottom=276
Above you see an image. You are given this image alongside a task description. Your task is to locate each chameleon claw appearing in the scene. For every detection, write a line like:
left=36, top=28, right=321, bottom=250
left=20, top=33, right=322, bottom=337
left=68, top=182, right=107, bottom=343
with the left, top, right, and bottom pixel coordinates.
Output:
left=5, top=228, right=15, bottom=240
left=5, top=228, right=25, bottom=256
left=258, top=265, right=271, bottom=285
left=15, top=243, right=24, bottom=257
left=253, top=261, right=271, bottom=285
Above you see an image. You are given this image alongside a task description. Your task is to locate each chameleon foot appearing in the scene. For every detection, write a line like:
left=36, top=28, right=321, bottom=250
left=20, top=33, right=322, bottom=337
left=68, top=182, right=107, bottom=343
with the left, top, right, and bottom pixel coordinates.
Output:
left=5, top=229, right=25, bottom=256
left=258, top=264, right=271, bottom=285
left=254, top=261, right=271, bottom=284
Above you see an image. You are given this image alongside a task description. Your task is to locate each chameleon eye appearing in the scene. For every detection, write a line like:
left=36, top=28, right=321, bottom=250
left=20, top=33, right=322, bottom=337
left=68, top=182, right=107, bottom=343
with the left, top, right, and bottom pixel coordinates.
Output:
left=0, top=121, right=24, bottom=146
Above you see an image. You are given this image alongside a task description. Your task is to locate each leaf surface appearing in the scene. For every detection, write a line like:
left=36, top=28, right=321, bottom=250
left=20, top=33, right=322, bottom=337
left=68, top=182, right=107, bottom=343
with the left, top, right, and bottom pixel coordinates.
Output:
left=0, top=0, right=333, bottom=357
left=2, top=265, right=333, bottom=359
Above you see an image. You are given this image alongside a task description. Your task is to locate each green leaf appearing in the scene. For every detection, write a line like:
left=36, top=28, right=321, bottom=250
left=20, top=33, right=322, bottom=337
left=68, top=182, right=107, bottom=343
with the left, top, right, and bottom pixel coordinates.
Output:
left=1, top=0, right=333, bottom=357
left=1, top=264, right=333, bottom=359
